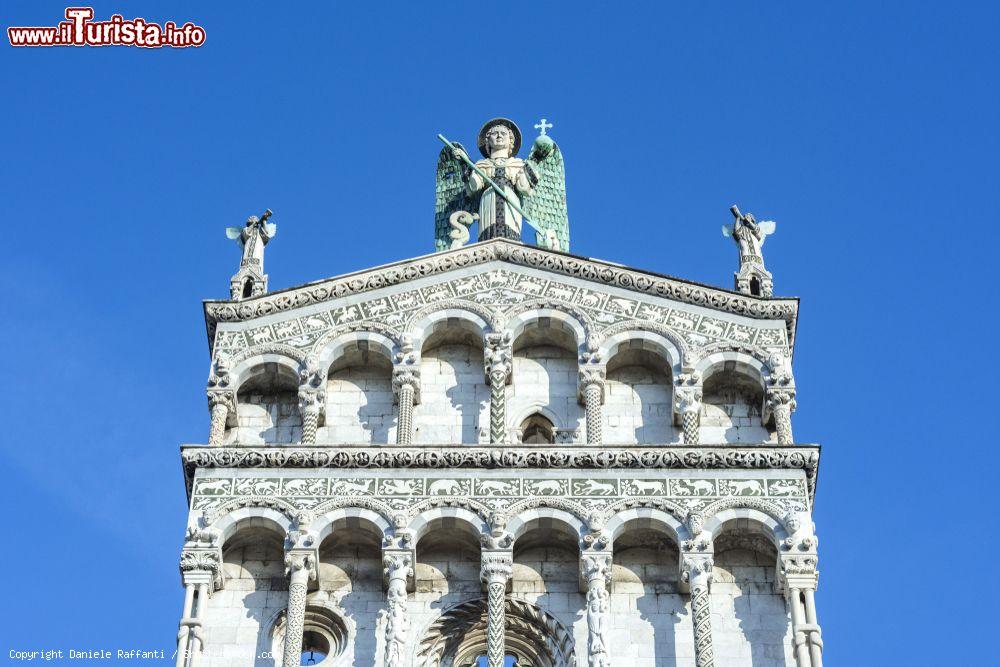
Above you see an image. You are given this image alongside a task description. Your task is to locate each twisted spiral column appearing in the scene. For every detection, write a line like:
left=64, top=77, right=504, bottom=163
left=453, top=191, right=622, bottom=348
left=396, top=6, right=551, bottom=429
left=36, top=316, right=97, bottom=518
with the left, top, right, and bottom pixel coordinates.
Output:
left=392, top=370, right=419, bottom=445
left=297, top=389, right=324, bottom=445
left=282, top=552, right=316, bottom=667
left=767, top=388, right=797, bottom=445
left=683, top=555, right=715, bottom=667
left=481, top=552, right=513, bottom=667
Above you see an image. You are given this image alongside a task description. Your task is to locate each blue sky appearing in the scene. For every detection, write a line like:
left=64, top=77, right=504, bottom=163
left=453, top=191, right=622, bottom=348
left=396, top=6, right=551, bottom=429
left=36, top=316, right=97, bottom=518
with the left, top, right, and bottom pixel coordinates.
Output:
left=2, top=1, right=995, bottom=664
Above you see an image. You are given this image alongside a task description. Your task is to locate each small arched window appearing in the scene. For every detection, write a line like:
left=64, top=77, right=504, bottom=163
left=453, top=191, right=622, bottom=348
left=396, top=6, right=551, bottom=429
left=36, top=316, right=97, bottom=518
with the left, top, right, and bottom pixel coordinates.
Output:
left=242, top=278, right=255, bottom=298
left=520, top=414, right=555, bottom=444
left=749, top=276, right=761, bottom=296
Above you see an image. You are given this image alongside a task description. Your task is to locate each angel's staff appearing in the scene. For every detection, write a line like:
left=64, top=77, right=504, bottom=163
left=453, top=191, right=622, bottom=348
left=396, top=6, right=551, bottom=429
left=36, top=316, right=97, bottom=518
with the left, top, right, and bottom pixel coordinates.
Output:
left=437, top=134, right=541, bottom=234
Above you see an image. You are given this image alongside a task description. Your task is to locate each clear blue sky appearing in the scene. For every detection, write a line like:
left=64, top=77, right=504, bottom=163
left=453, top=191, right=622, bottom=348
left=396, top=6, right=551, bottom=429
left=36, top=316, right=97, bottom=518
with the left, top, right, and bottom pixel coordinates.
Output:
left=2, top=2, right=995, bottom=664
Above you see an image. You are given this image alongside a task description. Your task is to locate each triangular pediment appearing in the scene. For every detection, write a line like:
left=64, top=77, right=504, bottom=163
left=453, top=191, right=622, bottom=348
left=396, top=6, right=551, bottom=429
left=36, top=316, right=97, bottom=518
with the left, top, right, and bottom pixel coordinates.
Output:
left=205, top=240, right=797, bottom=362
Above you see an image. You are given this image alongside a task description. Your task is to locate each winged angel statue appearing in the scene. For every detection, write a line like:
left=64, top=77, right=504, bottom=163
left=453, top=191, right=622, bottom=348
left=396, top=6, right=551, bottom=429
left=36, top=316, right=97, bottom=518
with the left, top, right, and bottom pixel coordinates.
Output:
left=722, top=205, right=775, bottom=268
left=435, top=118, right=569, bottom=252
left=226, top=209, right=277, bottom=272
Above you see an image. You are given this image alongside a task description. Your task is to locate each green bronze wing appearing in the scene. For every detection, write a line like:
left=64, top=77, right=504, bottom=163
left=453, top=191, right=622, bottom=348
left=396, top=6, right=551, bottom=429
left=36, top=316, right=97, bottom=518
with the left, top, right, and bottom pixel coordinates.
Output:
left=523, top=135, right=569, bottom=252
left=435, top=142, right=473, bottom=252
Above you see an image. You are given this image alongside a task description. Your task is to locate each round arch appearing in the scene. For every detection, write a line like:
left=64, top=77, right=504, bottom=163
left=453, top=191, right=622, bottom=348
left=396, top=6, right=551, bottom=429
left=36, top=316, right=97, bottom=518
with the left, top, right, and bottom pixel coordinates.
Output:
left=312, top=330, right=397, bottom=377
left=604, top=506, right=688, bottom=544
left=308, top=506, right=393, bottom=547
left=208, top=507, right=294, bottom=547
left=507, top=507, right=586, bottom=543
left=505, top=305, right=588, bottom=352
left=702, top=504, right=790, bottom=551
left=228, top=353, right=303, bottom=393
left=406, top=306, right=492, bottom=352
left=408, top=506, right=489, bottom=544
left=693, top=350, right=770, bottom=389
left=597, top=327, right=684, bottom=374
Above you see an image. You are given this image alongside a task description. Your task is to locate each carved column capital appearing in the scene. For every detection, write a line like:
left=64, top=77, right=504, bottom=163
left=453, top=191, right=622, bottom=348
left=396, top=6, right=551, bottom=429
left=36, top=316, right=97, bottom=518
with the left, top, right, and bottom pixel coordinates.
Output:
left=484, top=332, right=513, bottom=383
left=577, top=365, right=607, bottom=402
left=284, top=549, right=318, bottom=582
left=383, top=551, right=414, bottom=585
left=206, top=390, right=236, bottom=412
left=392, top=367, right=422, bottom=404
left=582, top=553, right=612, bottom=587
left=779, top=554, right=820, bottom=591
left=675, top=372, right=704, bottom=445
left=179, top=547, right=224, bottom=591
left=480, top=550, right=514, bottom=587
left=680, top=553, right=715, bottom=591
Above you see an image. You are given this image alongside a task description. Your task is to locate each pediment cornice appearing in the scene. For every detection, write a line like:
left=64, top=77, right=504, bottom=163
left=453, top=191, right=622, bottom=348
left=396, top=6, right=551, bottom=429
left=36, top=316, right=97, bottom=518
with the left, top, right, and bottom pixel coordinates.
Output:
left=203, top=239, right=798, bottom=352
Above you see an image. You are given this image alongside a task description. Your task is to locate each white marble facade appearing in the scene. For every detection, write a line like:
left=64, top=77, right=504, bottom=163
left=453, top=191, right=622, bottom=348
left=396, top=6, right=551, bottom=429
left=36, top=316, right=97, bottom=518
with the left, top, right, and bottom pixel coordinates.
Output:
left=181, top=239, right=822, bottom=667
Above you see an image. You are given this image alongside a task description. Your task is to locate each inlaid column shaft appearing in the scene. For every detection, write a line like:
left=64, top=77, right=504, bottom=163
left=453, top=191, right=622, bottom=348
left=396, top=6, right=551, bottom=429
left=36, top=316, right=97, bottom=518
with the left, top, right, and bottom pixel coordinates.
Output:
left=484, top=333, right=512, bottom=444
left=675, top=373, right=702, bottom=445
left=282, top=552, right=316, bottom=667
left=683, top=555, right=715, bottom=667
left=481, top=552, right=513, bottom=667
left=579, top=366, right=605, bottom=445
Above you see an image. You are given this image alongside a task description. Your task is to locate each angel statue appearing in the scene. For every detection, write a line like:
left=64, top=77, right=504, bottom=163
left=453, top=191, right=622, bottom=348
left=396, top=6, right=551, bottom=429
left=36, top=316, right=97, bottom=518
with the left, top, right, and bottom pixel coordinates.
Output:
left=723, top=204, right=776, bottom=297
left=435, top=117, right=569, bottom=252
left=226, top=209, right=276, bottom=300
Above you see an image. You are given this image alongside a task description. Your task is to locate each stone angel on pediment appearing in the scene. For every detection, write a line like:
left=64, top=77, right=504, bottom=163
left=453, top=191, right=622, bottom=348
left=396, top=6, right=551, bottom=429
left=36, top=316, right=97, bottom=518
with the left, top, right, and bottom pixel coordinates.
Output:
left=435, top=118, right=569, bottom=252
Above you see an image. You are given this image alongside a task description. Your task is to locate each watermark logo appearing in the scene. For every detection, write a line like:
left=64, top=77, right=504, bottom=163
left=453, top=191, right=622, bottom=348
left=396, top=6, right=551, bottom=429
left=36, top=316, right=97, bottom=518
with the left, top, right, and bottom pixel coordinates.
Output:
left=8, top=7, right=206, bottom=48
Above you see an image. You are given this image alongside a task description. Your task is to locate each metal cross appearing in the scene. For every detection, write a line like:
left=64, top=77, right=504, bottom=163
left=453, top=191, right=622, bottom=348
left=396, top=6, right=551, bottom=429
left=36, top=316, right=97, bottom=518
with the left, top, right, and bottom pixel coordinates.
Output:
left=534, top=118, right=553, bottom=136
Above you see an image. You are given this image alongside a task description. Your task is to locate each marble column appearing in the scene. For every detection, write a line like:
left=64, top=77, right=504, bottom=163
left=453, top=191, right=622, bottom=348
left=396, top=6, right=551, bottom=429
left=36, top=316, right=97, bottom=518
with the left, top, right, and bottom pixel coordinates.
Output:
left=803, top=588, right=824, bottom=667
left=781, top=555, right=822, bottom=667
left=383, top=552, right=413, bottom=667
left=297, top=388, right=325, bottom=445
left=578, top=366, right=606, bottom=445
left=766, top=387, right=797, bottom=445
left=282, top=551, right=317, bottom=667
left=481, top=551, right=513, bottom=667
left=206, top=391, right=234, bottom=446
left=582, top=554, right=612, bottom=667
left=177, top=550, right=222, bottom=667
left=484, top=333, right=513, bottom=444
left=682, top=555, right=715, bottom=667
left=674, top=372, right=702, bottom=445
left=392, top=369, right=420, bottom=445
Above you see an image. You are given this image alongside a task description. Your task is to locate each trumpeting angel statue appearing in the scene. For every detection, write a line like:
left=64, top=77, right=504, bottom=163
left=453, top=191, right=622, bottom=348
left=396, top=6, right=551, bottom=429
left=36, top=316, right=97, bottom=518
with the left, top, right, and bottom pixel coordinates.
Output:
left=435, top=118, right=569, bottom=252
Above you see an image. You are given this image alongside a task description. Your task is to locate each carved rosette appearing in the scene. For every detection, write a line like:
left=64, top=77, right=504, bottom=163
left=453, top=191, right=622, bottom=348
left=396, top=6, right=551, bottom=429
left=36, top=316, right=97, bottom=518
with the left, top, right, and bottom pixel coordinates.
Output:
left=481, top=551, right=513, bottom=667
left=484, top=333, right=513, bottom=444
left=392, top=368, right=421, bottom=446
left=581, top=554, right=612, bottom=667
left=206, top=391, right=236, bottom=446
left=282, top=550, right=317, bottom=667
left=383, top=552, right=413, bottom=667
left=765, top=387, right=797, bottom=445
left=681, top=554, right=715, bottom=667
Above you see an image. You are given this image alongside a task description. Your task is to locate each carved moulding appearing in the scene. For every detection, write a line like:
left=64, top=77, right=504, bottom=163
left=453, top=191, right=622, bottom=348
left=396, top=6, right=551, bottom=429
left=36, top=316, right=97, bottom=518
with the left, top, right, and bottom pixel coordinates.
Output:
left=414, top=596, right=578, bottom=667
left=204, top=240, right=798, bottom=350
left=181, top=445, right=820, bottom=502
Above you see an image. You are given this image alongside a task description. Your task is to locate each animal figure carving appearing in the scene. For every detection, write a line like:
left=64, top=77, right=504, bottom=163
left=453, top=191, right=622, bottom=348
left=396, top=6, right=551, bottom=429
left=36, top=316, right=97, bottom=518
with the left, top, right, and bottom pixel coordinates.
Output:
left=531, top=480, right=563, bottom=494
left=631, top=480, right=665, bottom=495
left=428, top=479, right=462, bottom=495
left=675, top=480, right=714, bottom=496
left=728, top=480, right=765, bottom=496
left=197, top=479, right=231, bottom=495
left=578, top=479, right=616, bottom=496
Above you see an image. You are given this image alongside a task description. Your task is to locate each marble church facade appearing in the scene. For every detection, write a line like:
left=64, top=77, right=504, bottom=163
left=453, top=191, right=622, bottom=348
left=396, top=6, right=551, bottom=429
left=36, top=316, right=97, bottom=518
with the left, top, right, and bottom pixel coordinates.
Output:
left=177, top=124, right=823, bottom=667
